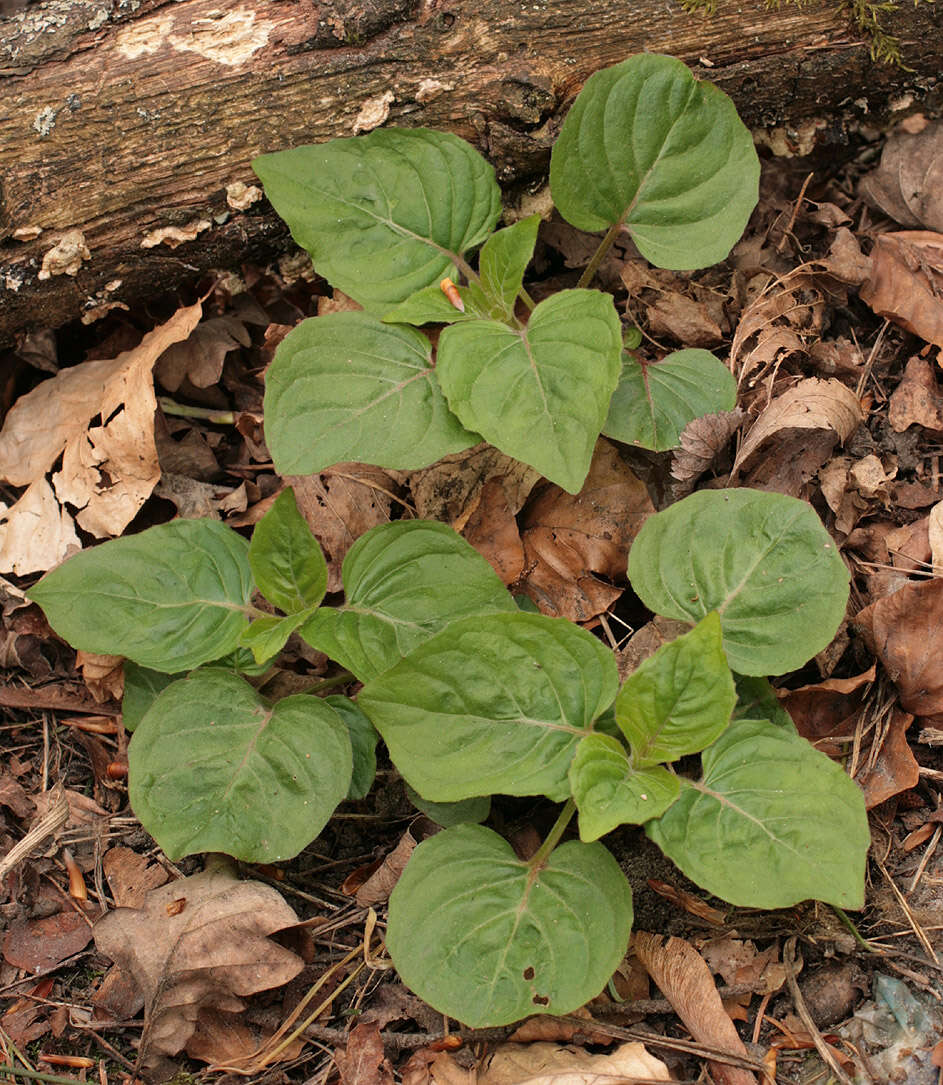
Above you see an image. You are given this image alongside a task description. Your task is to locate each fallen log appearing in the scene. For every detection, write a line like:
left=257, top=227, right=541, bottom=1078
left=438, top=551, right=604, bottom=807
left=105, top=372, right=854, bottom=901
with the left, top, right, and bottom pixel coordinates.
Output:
left=1, top=0, right=941, bottom=345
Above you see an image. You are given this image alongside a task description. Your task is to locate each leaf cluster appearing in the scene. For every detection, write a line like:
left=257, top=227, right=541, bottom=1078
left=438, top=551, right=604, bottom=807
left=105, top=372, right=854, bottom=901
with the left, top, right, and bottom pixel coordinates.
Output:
left=28, top=54, right=869, bottom=1030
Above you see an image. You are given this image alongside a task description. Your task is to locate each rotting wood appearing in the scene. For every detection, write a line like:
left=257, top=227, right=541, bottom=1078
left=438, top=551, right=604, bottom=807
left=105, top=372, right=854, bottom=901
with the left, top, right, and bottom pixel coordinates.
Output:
left=1, top=0, right=942, bottom=346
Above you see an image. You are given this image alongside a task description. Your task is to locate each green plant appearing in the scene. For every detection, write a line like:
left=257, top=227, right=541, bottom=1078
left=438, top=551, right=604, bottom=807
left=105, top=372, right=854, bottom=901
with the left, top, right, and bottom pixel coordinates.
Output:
left=28, top=54, right=869, bottom=1030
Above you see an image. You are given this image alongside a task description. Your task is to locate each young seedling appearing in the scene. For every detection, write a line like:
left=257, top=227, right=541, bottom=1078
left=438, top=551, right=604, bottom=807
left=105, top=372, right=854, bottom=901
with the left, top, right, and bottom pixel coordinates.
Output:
left=29, top=54, right=869, bottom=1029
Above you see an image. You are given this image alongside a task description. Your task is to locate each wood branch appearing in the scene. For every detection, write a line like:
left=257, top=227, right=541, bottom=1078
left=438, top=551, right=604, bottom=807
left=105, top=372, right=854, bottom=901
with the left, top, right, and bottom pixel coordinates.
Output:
left=1, top=0, right=941, bottom=345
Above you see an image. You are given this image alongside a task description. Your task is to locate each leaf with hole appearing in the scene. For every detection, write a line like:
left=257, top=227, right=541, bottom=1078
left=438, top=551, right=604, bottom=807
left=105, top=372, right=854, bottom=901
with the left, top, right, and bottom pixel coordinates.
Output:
left=603, top=349, right=737, bottom=452
left=386, top=824, right=633, bottom=1026
left=29, top=520, right=253, bottom=673
left=614, top=612, right=735, bottom=765
left=129, top=669, right=352, bottom=862
left=569, top=734, right=680, bottom=840
left=300, top=520, right=516, bottom=682
left=264, top=312, right=477, bottom=476
left=646, top=717, right=869, bottom=908
left=436, top=289, right=622, bottom=493
left=550, top=54, right=759, bottom=269
left=358, top=611, right=619, bottom=802
left=253, top=129, right=501, bottom=313
left=627, top=488, right=849, bottom=675
left=248, top=488, right=328, bottom=614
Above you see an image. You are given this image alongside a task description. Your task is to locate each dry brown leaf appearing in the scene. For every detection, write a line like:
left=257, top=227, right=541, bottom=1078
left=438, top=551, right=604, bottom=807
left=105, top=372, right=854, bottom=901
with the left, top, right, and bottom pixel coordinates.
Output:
left=0, top=304, right=202, bottom=574
left=462, top=477, right=526, bottom=585
left=411, top=445, right=540, bottom=528
left=669, top=409, right=744, bottom=498
left=820, top=228, right=872, bottom=285
left=860, top=232, right=943, bottom=350
left=928, top=500, right=943, bottom=572
left=402, top=1048, right=477, bottom=1085
left=75, top=650, right=124, bottom=703
left=888, top=356, right=943, bottom=433
left=354, top=828, right=418, bottom=907
left=615, top=617, right=693, bottom=681
left=93, top=857, right=303, bottom=1066
left=856, top=577, right=943, bottom=715
left=645, top=292, right=724, bottom=347
left=479, top=1041, right=670, bottom=1085
left=886, top=516, right=931, bottom=573
left=2, top=910, right=94, bottom=973
left=855, top=705, right=920, bottom=808
left=335, top=1020, right=395, bottom=1085
left=518, top=439, right=653, bottom=621
left=290, top=464, right=397, bottom=592
left=633, top=932, right=757, bottom=1085
left=700, top=937, right=784, bottom=995
left=733, top=378, right=861, bottom=496
left=185, top=1007, right=304, bottom=1067
left=155, top=315, right=250, bottom=392
left=102, top=846, right=169, bottom=908
left=859, top=119, right=943, bottom=232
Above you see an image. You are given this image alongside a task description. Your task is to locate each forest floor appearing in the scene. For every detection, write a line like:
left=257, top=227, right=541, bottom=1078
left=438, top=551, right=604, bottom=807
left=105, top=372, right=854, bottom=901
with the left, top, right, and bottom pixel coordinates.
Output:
left=0, top=108, right=942, bottom=1085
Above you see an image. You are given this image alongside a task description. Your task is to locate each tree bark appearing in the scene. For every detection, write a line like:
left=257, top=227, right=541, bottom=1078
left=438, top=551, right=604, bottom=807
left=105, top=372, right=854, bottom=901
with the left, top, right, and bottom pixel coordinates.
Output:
left=1, top=0, right=941, bottom=346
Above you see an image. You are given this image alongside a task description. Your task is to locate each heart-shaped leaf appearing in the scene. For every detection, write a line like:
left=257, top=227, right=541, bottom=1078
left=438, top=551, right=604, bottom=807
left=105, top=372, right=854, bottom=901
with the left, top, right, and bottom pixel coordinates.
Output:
left=627, top=489, right=849, bottom=675
left=249, top=488, right=328, bottom=614
left=569, top=734, right=680, bottom=840
left=253, top=129, right=501, bottom=313
left=358, top=611, right=619, bottom=802
left=264, top=312, right=477, bottom=476
left=550, top=54, right=760, bottom=269
left=386, top=824, right=633, bottom=1026
left=436, top=290, right=622, bottom=493
left=300, top=520, right=515, bottom=682
left=29, top=520, right=253, bottom=673
left=129, top=670, right=352, bottom=862
left=603, top=349, right=737, bottom=451
left=614, top=612, right=735, bottom=765
left=646, top=717, right=868, bottom=908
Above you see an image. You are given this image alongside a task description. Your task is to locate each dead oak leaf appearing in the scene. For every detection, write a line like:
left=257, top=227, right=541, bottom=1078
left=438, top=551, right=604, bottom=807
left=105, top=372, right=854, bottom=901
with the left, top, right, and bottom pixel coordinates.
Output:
left=518, top=439, right=654, bottom=622
left=860, top=232, right=943, bottom=350
left=93, top=858, right=303, bottom=1066
left=0, top=304, right=202, bottom=574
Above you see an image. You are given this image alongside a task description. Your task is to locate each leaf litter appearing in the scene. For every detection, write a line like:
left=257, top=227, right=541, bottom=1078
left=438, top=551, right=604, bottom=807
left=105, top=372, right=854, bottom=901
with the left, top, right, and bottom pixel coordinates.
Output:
left=1, top=111, right=943, bottom=1085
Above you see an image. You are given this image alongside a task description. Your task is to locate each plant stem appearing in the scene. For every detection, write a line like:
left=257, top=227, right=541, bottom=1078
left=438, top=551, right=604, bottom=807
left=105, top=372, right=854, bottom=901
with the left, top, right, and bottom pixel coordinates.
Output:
left=302, top=671, right=355, bottom=695
left=530, top=799, right=576, bottom=868
left=158, top=396, right=235, bottom=425
left=576, top=221, right=625, bottom=290
left=518, top=286, right=536, bottom=312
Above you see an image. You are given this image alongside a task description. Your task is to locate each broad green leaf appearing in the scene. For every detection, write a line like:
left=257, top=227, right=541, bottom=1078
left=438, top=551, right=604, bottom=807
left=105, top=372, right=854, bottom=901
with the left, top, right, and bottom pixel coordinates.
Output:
left=122, top=664, right=183, bottom=733
left=211, top=647, right=274, bottom=677
left=465, top=215, right=540, bottom=320
left=264, top=312, right=477, bottom=476
left=358, top=611, right=619, bottom=802
left=252, top=129, right=501, bottom=313
left=387, top=825, right=633, bottom=1026
left=300, top=520, right=515, bottom=682
left=614, top=612, right=735, bottom=765
left=29, top=520, right=253, bottom=673
left=325, top=695, right=378, bottom=800
left=249, top=488, right=327, bottom=613
left=239, top=610, right=315, bottom=665
left=734, top=675, right=795, bottom=730
left=646, top=717, right=868, bottom=908
left=405, top=784, right=491, bottom=828
left=627, top=489, right=849, bottom=675
left=129, top=670, right=352, bottom=863
left=382, top=282, right=480, bottom=326
left=550, top=54, right=760, bottom=269
left=570, top=734, right=680, bottom=840
left=436, top=290, right=622, bottom=493
left=603, top=349, right=736, bottom=452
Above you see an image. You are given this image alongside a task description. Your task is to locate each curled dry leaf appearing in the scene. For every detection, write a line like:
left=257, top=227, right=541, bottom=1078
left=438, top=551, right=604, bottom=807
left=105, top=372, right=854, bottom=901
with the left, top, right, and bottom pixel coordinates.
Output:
left=155, top=315, right=250, bottom=392
left=669, top=408, right=744, bottom=498
left=859, top=120, right=943, bottom=232
left=93, top=858, right=303, bottom=1066
left=732, top=378, right=862, bottom=496
left=0, top=304, right=202, bottom=575
left=517, top=439, right=654, bottom=621
left=478, top=1041, right=670, bottom=1085
left=633, top=932, right=757, bottom=1085
left=860, top=232, right=943, bottom=350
